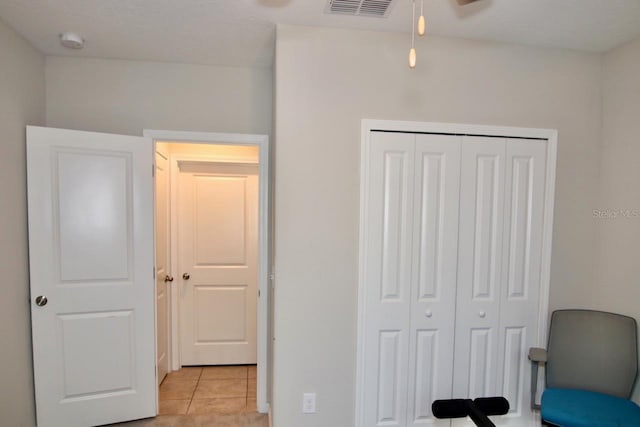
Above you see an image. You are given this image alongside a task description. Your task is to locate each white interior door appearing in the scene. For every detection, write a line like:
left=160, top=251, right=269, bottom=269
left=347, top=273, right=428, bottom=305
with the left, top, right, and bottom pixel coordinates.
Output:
left=493, top=139, right=547, bottom=425
left=361, top=132, right=463, bottom=427
left=178, top=161, right=259, bottom=365
left=361, top=131, right=415, bottom=427
left=452, top=137, right=546, bottom=427
left=155, top=144, right=170, bottom=385
left=27, top=126, right=156, bottom=427
left=453, top=137, right=506, bottom=401
left=406, top=134, right=461, bottom=427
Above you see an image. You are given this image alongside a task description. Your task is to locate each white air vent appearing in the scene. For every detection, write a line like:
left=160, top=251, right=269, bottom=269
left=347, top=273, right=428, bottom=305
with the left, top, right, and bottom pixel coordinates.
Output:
left=326, top=0, right=396, bottom=18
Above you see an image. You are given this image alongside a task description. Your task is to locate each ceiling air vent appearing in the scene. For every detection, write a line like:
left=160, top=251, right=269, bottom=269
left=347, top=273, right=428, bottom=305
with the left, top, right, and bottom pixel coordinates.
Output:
left=326, top=0, right=396, bottom=18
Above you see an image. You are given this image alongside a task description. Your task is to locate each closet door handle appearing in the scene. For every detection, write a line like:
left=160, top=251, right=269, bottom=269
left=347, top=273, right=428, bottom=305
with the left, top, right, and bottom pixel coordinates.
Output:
left=478, top=311, right=486, bottom=318
left=425, top=310, right=433, bottom=318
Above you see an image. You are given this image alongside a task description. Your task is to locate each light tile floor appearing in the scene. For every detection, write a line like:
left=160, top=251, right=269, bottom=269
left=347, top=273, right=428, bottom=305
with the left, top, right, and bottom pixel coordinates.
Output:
left=159, top=365, right=257, bottom=416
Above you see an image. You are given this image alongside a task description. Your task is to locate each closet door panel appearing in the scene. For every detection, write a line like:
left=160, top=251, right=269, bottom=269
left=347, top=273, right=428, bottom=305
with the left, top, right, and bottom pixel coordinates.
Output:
left=362, top=132, right=415, bottom=427
left=453, top=137, right=506, bottom=400
left=496, top=140, right=547, bottom=423
left=407, top=135, right=461, bottom=426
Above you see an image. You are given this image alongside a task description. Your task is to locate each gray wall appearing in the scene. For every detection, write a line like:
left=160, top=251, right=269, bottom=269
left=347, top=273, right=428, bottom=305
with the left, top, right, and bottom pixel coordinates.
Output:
left=46, top=57, right=273, bottom=136
left=597, top=36, right=640, bottom=402
left=273, top=24, right=603, bottom=427
left=0, top=17, right=45, bottom=427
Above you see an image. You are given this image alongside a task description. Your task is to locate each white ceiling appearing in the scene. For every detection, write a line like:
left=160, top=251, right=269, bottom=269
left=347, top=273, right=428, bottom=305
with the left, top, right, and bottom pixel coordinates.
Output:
left=1, top=0, right=639, bottom=68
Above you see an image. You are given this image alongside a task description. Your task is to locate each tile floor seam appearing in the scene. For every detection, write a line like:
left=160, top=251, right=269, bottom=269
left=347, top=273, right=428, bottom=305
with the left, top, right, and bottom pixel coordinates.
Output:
left=184, top=384, right=195, bottom=414
left=159, top=365, right=257, bottom=416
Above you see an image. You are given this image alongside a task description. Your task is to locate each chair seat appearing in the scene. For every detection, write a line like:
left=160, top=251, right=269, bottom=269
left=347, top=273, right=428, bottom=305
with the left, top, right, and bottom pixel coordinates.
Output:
left=542, top=388, right=640, bottom=427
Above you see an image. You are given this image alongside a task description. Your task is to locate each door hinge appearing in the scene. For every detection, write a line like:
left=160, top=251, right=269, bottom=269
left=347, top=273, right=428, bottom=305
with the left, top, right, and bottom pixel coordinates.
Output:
left=152, top=165, right=155, bottom=177
left=153, top=267, right=156, bottom=278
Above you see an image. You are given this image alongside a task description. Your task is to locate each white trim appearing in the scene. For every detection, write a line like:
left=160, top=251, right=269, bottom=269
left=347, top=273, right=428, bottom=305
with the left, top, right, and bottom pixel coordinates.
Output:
left=355, top=120, right=371, bottom=427
left=355, top=119, right=557, bottom=427
left=538, top=132, right=557, bottom=346
left=145, top=129, right=270, bottom=414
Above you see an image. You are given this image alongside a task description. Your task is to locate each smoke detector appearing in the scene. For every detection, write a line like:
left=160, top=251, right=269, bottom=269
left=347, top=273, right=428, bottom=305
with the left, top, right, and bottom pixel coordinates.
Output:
left=325, top=0, right=396, bottom=18
left=59, top=32, right=84, bottom=49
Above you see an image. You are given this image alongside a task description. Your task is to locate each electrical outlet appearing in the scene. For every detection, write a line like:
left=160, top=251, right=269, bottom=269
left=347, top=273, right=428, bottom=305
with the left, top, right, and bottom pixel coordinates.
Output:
left=302, top=392, right=317, bottom=413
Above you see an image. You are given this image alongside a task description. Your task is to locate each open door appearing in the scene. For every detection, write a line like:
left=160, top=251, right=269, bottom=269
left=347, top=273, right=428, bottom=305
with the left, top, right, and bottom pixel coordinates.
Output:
left=27, top=126, right=156, bottom=427
left=155, top=144, right=170, bottom=385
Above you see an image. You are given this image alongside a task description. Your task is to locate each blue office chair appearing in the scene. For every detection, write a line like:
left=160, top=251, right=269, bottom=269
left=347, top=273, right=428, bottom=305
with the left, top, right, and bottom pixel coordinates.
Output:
left=529, top=309, right=640, bottom=426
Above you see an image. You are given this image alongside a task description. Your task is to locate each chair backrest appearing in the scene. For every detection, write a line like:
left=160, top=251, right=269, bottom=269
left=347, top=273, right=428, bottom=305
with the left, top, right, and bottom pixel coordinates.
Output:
left=546, top=309, right=638, bottom=398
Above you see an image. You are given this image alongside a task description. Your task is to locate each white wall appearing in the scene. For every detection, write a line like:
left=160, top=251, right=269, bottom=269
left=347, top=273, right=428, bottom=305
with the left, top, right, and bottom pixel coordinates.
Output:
left=0, top=17, right=45, bottom=427
left=273, top=24, right=603, bottom=427
left=46, top=57, right=272, bottom=136
left=597, top=36, right=640, bottom=402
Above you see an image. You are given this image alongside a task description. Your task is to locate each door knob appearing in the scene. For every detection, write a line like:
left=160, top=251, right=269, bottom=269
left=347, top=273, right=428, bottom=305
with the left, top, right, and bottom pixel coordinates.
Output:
left=35, top=296, right=48, bottom=307
left=478, top=311, right=486, bottom=318
left=164, top=275, right=174, bottom=283
left=425, top=310, right=433, bottom=318
left=182, top=273, right=190, bottom=280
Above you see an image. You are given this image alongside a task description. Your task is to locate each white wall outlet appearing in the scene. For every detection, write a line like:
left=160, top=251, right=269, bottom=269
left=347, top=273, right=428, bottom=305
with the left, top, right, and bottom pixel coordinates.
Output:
left=302, top=392, right=317, bottom=413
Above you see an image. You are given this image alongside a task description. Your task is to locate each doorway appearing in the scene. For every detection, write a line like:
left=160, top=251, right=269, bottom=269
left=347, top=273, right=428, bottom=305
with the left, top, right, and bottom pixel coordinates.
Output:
left=148, top=130, right=270, bottom=416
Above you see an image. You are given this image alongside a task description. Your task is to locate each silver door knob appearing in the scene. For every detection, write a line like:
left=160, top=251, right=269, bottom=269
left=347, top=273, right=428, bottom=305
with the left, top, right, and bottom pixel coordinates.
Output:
left=35, top=295, right=48, bottom=307
left=478, top=311, right=486, bottom=318
left=425, top=310, right=433, bottom=318
left=164, top=275, right=174, bottom=283
left=182, top=273, right=190, bottom=280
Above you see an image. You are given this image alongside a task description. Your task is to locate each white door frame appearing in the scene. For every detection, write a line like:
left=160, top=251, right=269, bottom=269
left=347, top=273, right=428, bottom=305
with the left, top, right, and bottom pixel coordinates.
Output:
left=355, top=119, right=558, bottom=427
left=144, top=129, right=270, bottom=414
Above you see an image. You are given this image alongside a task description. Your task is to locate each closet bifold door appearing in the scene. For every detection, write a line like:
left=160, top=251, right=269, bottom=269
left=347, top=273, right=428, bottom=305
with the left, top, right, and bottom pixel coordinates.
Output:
left=452, top=137, right=547, bottom=426
left=361, top=131, right=462, bottom=427
left=495, top=139, right=547, bottom=423
left=362, top=131, right=415, bottom=427
left=453, top=137, right=507, bottom=403
left=406, top=134, right=461, bottom=427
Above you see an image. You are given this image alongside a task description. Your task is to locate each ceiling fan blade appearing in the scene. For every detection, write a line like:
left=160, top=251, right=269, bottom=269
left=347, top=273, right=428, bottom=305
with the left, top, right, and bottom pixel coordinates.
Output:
left=457, top=0, right=482, bottom=5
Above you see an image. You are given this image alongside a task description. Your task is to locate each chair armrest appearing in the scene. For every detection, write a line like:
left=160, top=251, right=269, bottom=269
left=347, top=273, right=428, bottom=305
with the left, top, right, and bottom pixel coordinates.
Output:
left=529, top=347, right=547, bottom=411
left=528, top=347, right=547, bottom=363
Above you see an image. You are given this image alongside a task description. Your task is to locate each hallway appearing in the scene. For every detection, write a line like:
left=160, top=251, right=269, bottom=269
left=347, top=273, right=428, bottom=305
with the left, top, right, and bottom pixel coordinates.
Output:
left=159, top=366, right=257, bottom=415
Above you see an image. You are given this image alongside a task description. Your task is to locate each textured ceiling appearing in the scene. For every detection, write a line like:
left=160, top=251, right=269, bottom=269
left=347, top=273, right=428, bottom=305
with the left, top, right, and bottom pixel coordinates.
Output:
left=0, top=0, right=639, bottom=67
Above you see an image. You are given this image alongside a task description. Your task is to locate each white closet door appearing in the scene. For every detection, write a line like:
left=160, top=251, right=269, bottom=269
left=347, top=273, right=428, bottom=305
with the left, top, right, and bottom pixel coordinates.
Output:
left=406, top=135, right=461, bottom=427
left=362, top=132, right=415, bottom=427
left=495, top=140, right=547, bottom=424
left=453, top=137, right=507, bottom=401
left=359, top=129, right=551, bottom=427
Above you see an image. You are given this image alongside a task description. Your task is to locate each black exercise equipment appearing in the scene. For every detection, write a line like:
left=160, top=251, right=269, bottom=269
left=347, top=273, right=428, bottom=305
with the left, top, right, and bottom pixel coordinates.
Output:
left=432, top=397, right=509, bottom=427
